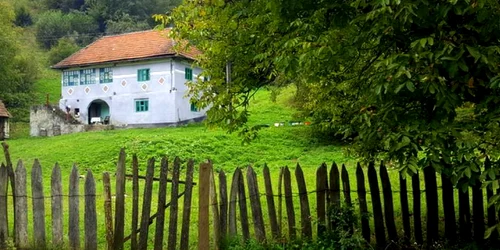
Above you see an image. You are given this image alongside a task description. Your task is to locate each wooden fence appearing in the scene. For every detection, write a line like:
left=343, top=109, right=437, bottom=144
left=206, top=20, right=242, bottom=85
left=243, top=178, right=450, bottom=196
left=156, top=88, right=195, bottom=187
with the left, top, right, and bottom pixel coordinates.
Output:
left=1, top=142, right=499, bottom=249
left=198, top=161, right=500, bottom=249
left=0, top=145, right=196, bottom=249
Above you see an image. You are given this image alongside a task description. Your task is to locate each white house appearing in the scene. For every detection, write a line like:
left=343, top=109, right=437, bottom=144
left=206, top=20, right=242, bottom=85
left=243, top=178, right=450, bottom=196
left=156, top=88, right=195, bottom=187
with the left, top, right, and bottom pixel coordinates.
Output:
left=52, top=29, right=205, bottom=127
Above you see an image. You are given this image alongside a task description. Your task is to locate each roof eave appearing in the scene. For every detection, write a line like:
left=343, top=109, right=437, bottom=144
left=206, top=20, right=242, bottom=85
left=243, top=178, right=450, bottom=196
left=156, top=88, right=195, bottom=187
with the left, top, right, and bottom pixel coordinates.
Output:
left=51, top=54, right=197, bottom=70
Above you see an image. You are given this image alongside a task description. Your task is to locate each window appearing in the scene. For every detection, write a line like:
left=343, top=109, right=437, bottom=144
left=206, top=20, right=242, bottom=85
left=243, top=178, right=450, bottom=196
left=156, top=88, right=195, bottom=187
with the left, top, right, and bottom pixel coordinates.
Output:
left=137, top=69, right=150, bottom=81
left=135, top=99, right=149, bottom=112
left=190, top=103, right=198, bottom=112
left=63, top=70, right=79, bottom=86
left=80, top=69, right=96, bottom=85
left=185, top=68, right=193, bottom=80
left=99, top=68, right=113, bottom=83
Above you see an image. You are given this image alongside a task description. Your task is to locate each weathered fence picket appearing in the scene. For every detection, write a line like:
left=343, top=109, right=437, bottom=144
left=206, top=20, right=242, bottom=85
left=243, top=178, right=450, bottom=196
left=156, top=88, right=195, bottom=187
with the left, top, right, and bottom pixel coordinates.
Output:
left=138, top=158, right=155, bottom=250
left=113, top=149, right=126, bottom=250
left=412, top=171, right=423, bottom=244
left=247, top=166, right=266, bottom=242
left=263, top=165, right=279, bottom=238
left=237, top=167, right=250, bottom=240
left=85, top=170, right=97, bottom=250
left=228, top=168, right=239, bottom=236
left=198, top=162, right=211, bottom=250
left=51, top=164, right=63, bottom=246
left=380, top=163, right=397, bottom=242
left=14, top=160, right=28, bottom=249
left=209, top=165, right=221, bottom=249
left=219, top=170, right=228, bottom=239
left=32, top=160, right=46, bottom=248
left=367, top=162, right=386, bottom=247
left=180, top=160, right=195, bottom=250
left=441, top=171, right=456, bottom=242
left=459, top=185, right=472, bottom=241
left=399, top=173, right=411, bottom=243
left=69, top=165, right=80, bottom=250
left=295, top=164, right=312, bottom=239
left=102, top=172, right=113, bottom=250
left=356, top=164, right=370, bottom=242
left=316, top=164, right=328, bottom=236
left=424, top=166, right=439, bottom=244
left=154, top=158, right=168, bottom=250
left=168, top=157, right=181, bottom=250
left=472, top=180, right=485, bottom=243
left=131, top=155, right=139, bottom=250
left=283, top=167, right=296, bottom=239
left=0, top=164, right=8, bottom=242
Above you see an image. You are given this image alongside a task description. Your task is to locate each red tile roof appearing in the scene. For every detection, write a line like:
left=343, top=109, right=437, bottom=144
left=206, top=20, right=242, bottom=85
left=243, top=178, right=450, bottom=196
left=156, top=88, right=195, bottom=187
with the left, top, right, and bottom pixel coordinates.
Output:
left=0, top=100, right=11, bottom=118
left=52, top=29, right=200, bottom=69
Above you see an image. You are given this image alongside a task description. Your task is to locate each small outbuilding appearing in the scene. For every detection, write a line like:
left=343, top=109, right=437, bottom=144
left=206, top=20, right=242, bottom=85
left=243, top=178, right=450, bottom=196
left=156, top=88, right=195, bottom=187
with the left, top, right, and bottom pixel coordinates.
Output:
left=0, top=100, right=11, bottom=140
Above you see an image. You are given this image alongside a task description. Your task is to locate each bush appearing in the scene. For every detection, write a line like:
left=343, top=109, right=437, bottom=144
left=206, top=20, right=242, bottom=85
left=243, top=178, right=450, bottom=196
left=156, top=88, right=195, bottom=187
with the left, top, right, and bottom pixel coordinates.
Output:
left=14, top=6, right=32, bottom=27
left=48, top=37, right=80, bottom=65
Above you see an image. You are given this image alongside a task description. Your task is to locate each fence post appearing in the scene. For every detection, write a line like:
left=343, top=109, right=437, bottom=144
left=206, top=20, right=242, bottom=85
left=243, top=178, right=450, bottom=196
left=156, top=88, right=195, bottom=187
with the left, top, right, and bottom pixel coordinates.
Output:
left=329, top=162, right=340, bottom=209
left=228, top=168, right=239, bottom=236
left=113, top=148, right=126, bottom=250
left=69, top=164, right=80, bottom=250
left=168, top=157, right=181, bottom=250
left=131, top=155, right=139, bottom=250
left=154, top=158, right=169, bottom=250
left=399, top=172, right=411, bottom=243
left=341, top=164, right=352, bottom=206
left=1, top=142, right=15, bottom=240
left=441, top=168, right=456, bottom=243
left=102, top=172, right=113, bottom=250
left=138, top=158, right=155, bottom=250
left=14, top=160, right=28, bottom=249
left=264, top=164, right=279, bottom=238
left=278, top=167, right=284, bottom=238
left=423, top=165, right=439, bottom=244
left=247, top=166, right=266, bottom=242
left=367, top=162, right=386, bottom=247
left=198, top=162, right=211, bottom=250
left=219, top=170, right=228, bottom=240
left=485, top=157, right=498, bottom=239
left=316, top=164, right=328, bottom=236
left=380, top=163, right=398, bottom=242
left=355, top=163, right=370, bottom=242
left=237, top=167, right=250, bottom=240
left=411, top=171, right=423, bottom=244
left=85, top=170, right=97, bottom=250
left=472, top=175, right=485, bottom=244
left=283, top=167, right=296, bottom=239
left=296, top=164, right=312, bottom=239
left=51, top=164, right=63, bottom=246
left=0, top=164, right=8, bottom=244
left=180, top=159, right=195, bottom=250
left=32, top=159, right=46, bottom=248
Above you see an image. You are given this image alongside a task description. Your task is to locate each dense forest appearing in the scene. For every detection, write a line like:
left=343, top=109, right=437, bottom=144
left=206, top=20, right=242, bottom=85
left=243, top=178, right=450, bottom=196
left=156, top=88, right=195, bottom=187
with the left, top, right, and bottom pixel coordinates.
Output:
left=0, top=0, right=180, bottom=121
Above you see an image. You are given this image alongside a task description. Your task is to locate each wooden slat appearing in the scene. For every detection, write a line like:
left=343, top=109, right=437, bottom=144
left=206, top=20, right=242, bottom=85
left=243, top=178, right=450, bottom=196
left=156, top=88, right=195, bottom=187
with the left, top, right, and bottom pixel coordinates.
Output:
left=399, top=172, right=411, bottom=243
left=423, top=166, right=439, bottom=244
left=379, top=163, right=397, bottom=241
left=228, top=168, right=239, bottom=236
left=131, top=155, right=139, bottom=250
left=51, top=164, right=63, bottom=246
left=459, top=185, right=471, bottom=241
left=329, top=162, right=340, bottom=208
left=69, top=164, right=80, bottom=250
left=341, top=164, right=352, bottom=206
left=295, top=164, right=312, bottom=239
left=85, top=170, right=97, bottom=250
left=283, top=167, right=296, bottom=239
left=263, top=164, right=279, bottom=238
left=138, top=158, right=155, bottom=250
left=168, top=157, right=181, bottom=250
left=32, top=159, right=46, bottom=248
left=14, top=160, right=28, bottom=249
left=367, top=162, right=386, bottom=247
left=472, top=177, right=485, bottom=243
left=316, top=163, right=328, bottom=236
left=411, top=171, right=423, bottom=244
left=278, top=167, right=284, bottom=237
left=180, top=159, right=195, bottom=250
left=441, top=171, right=456, bottom=242
left=237, top=167, right=250, bottom=240
left=247, top=166, right=266, bottom=242
left=113, top=148, right=126, bottom=250
left=198, top=162, right=211, bottom=250
left=102, top=172, right=113, bottom=250
left=154, top=158, right=169, bottom=250
left=0, top=164, right=8, bottom=242
left=2, top=142, right=15, bottom=241
left=355, top=164, right=370, bottom=242
left=219, top=170, right=228, bottom=239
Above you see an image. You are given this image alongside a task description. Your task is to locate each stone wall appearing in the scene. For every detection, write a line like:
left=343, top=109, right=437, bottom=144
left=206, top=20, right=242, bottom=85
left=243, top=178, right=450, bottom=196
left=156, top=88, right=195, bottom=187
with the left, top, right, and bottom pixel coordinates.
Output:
left=30, top=105, right=86, bottom=137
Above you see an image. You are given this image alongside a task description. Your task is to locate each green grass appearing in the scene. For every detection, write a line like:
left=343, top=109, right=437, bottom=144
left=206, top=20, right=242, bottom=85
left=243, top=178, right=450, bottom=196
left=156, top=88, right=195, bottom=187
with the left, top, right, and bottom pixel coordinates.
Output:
left=33, top=70, right=61, bottom=105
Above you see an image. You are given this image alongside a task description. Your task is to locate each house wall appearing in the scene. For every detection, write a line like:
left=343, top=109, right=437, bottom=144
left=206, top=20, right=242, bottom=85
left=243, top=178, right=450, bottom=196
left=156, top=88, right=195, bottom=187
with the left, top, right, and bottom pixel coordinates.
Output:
left=30, top=106, right=86, bottom=137
left=59, top=58, right=205, bottom=126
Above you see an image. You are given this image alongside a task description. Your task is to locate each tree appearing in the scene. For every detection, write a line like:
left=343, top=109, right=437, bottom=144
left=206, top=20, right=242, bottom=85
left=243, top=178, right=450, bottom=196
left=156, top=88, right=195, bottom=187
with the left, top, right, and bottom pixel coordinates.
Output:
left=0, top=1, right=38, bottom=122
left=48, top=37, right=80, bottom=65
left=168, top=0, right=500, bottom=234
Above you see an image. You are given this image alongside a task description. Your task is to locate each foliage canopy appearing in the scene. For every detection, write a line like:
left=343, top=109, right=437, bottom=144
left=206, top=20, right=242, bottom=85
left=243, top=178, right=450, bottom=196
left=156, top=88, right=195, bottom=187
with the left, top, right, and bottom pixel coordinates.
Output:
left=168, top=0, right=500, bottom=183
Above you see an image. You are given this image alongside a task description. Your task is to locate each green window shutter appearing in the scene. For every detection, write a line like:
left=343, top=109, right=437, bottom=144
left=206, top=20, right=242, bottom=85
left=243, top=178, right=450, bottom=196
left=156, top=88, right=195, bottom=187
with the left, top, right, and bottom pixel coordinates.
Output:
left=135, top=99, right=149, bottom=112
left=185, top=68, right=192, bottom=80
left=138, top=69, right=151, bottom=82
left=190, top=103, right=198, bottom=112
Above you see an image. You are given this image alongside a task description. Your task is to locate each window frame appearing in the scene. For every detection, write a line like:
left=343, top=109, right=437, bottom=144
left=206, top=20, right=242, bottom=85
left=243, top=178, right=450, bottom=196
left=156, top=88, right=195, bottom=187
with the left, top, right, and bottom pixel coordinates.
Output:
left=185, top=67, right=193, bottom=81
left=63, top=70, right=79, bottom=86
left=137, top=68, right=150, bottom=82
left=99, top=68, right=113, bottom=84
left=190, top=103, right=198, bottom=112
left=135, top=99, right=149, bottom=112
left=80, top=69, right=96, bottom=85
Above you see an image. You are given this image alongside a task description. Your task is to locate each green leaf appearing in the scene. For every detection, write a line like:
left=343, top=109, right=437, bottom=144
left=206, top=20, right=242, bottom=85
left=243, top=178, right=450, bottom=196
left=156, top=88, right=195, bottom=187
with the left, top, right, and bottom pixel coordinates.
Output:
left=406, top=81, right=415, bottom=92
left=427, top=37, right=434, bottom=46
left=466, top=45, right=481, bottom=62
